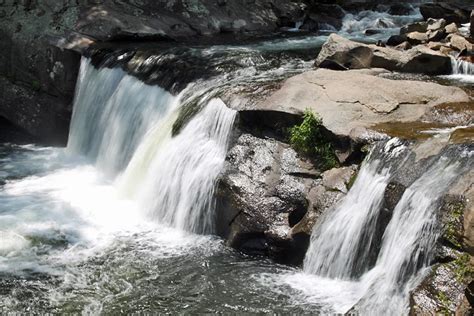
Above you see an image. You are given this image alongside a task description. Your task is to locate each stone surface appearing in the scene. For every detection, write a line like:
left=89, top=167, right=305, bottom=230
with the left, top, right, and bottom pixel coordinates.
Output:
left=400, top=21, right=428, bottom=35
left=315, top=34, right=453, bottom=75
left=420, top=3, right=472, bottom=25
left=445, top=22, right=459, bottom=34
left=215, top=133, right=337, bottom=265
left=248, top=68, right=469, bottom=138
left=449, top=34, right=474, bottom=51
left=406, top=31, right=429, bottom=45
left=471, top=10, right=474, bottom=37
left=427, top=18, right=447, bottom=32
left=0, top=0, right=306, bottom=143
left=321, top=166, right=357, bottom=194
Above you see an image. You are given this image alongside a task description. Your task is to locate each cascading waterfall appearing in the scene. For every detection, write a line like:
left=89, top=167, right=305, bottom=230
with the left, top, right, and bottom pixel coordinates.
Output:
left=68, top=57, right=236, bottom=234
left=68, top=58, right=180, bottom=176
left=301, top=142, right=472, bottom=315
left=123, top=99, right=236, bottom=234
left=303, top=159, right=391, bottom=279
left=355, top=156, right=464, bottom=315
left=451, top=57, right=474, bottom=75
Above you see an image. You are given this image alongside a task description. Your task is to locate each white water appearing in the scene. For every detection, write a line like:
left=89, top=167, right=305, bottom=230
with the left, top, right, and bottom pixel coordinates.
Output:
left=0, top=57, right=237, bottom=278
left=68, top=58, right=236, bottom=234
left=266, top=143, right=471, bottom=315
left=446, top=57, right=474, bottom=83
left=303, top=158, right=391, bottom=278
left=340, top=8, right=421, bottom=40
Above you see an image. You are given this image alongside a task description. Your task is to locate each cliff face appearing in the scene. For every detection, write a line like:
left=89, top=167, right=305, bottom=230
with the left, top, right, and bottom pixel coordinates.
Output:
left=0, top=0, right=305, bottom=144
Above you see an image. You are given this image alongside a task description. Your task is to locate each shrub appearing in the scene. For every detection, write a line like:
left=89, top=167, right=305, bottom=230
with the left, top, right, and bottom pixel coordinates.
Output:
left=289, top=109, right=338, bottom=170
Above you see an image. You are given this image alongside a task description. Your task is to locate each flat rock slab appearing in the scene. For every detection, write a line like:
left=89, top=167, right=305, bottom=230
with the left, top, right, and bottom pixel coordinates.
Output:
left=251, top=68, right=470, bottom=137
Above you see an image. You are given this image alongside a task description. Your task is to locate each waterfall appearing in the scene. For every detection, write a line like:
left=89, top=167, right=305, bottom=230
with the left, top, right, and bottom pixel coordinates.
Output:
left=303, top=159, right=391, bottom=278
left=355, top=156, right=463, bottom=315
left=301, top=142, right=472, bottom=315
left=123, top=99, right=236, bottom=234
left=451, top=57, right=474, bottom=75
left=68, top=58, right=180, bottom=176
left=67, top=58, right=236, bottom=234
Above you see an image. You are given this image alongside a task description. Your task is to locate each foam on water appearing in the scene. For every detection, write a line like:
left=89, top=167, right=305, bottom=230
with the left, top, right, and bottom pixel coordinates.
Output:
left=262, top=143, right=472, bottom=315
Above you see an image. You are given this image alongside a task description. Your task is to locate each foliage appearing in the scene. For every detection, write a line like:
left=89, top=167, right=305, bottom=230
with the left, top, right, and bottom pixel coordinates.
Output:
left=347, top=171, right=358, bottom=190
left=289, top=109, right=338, bottom=170
left=443, top=201, right=465, bottom=249
left=436, top=291, right=451, bottom=314
left=452, top=253, right=474, bottom=283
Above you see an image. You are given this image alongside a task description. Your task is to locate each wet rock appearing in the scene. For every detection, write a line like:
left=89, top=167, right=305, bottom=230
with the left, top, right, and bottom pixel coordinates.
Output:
left=400, top=21, right=428, bottom=35
left=291, top=184, right=345, bottom=236
left=471, top=11, right=474, bottom=37
left=321, top=166, right=357, bottom=194
left=0, top=0, right=305, bottom=143
left=409, top=261, right=470, bottom=315
left=215, top=133, right=325, bottom=265
left=420, top=3, right=471, bottom=25
left=387, top=34, right=407, bottom=47
left=304, top=3, right=345, bottom=31
left=389, top=3, right=413, bottom=16
left=421, top=102, right=474, bottom=127
left=409, top=146, right=474, bottom=315
left=427, top=30, right=447, bottom=43
left=315, top=34, right=452, bottom=75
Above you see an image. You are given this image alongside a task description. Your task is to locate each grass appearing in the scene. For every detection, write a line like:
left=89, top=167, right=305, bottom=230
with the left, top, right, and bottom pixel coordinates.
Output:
left=289, top=109, right=339, bottom=170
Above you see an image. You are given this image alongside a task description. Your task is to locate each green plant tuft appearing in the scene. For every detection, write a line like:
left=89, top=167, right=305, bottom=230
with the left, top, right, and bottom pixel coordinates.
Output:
left=289, top=109, right=339, bottom=170
left=31, top=79, right=41, bottom=91
left=452, top=253, right=474, bottom=283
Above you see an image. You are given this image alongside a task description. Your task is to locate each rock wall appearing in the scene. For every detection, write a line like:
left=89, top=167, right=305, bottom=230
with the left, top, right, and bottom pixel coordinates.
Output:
left=0, top=0, right=305, bottom=143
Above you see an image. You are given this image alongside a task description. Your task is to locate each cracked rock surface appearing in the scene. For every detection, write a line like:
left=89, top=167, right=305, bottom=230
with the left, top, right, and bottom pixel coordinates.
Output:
left=248, top=68, right=469, bottom=139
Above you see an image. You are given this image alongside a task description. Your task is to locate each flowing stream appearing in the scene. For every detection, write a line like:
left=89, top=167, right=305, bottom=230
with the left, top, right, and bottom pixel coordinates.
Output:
left=1, top=6, right=469, bottom=314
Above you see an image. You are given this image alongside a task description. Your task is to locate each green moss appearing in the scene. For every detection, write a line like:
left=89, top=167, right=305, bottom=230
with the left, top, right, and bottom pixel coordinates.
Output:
left=289, top=109, right=339, bottom=170
left=347, top=170, right=358, bottom=190
left=451, top=253, right=474, bottom=283
left=436, top=291, right=451, bottom=315
left=31, top=79, right=41, bottom=91
left=443, top=201, right=465, bottom=249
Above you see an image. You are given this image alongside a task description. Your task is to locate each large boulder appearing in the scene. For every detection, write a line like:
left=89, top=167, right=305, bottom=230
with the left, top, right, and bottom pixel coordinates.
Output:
left=449, top=34, right=474, bottom=51
left=420, top=3, right=472, bottom=25
left=248, top=68, right=469, bottom=139
left=215, top=132, right=351, bottom=265
left=315, top=34, right=453, bottom=75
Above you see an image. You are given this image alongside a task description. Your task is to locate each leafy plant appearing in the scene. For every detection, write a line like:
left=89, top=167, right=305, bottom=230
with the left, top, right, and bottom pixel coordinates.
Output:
left=289, top=109, right=338, bottom=170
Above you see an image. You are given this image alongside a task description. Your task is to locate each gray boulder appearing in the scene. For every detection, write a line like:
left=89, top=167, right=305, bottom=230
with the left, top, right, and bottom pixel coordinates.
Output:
left=215, top=131, right=355, bottom=265
left=315, top=34, right=453, bottom=75
left=420, top=3, right=472, bottom=25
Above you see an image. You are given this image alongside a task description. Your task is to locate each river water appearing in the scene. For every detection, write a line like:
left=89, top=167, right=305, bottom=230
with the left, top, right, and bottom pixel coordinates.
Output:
left=1, top=6, right=472, bottom=314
